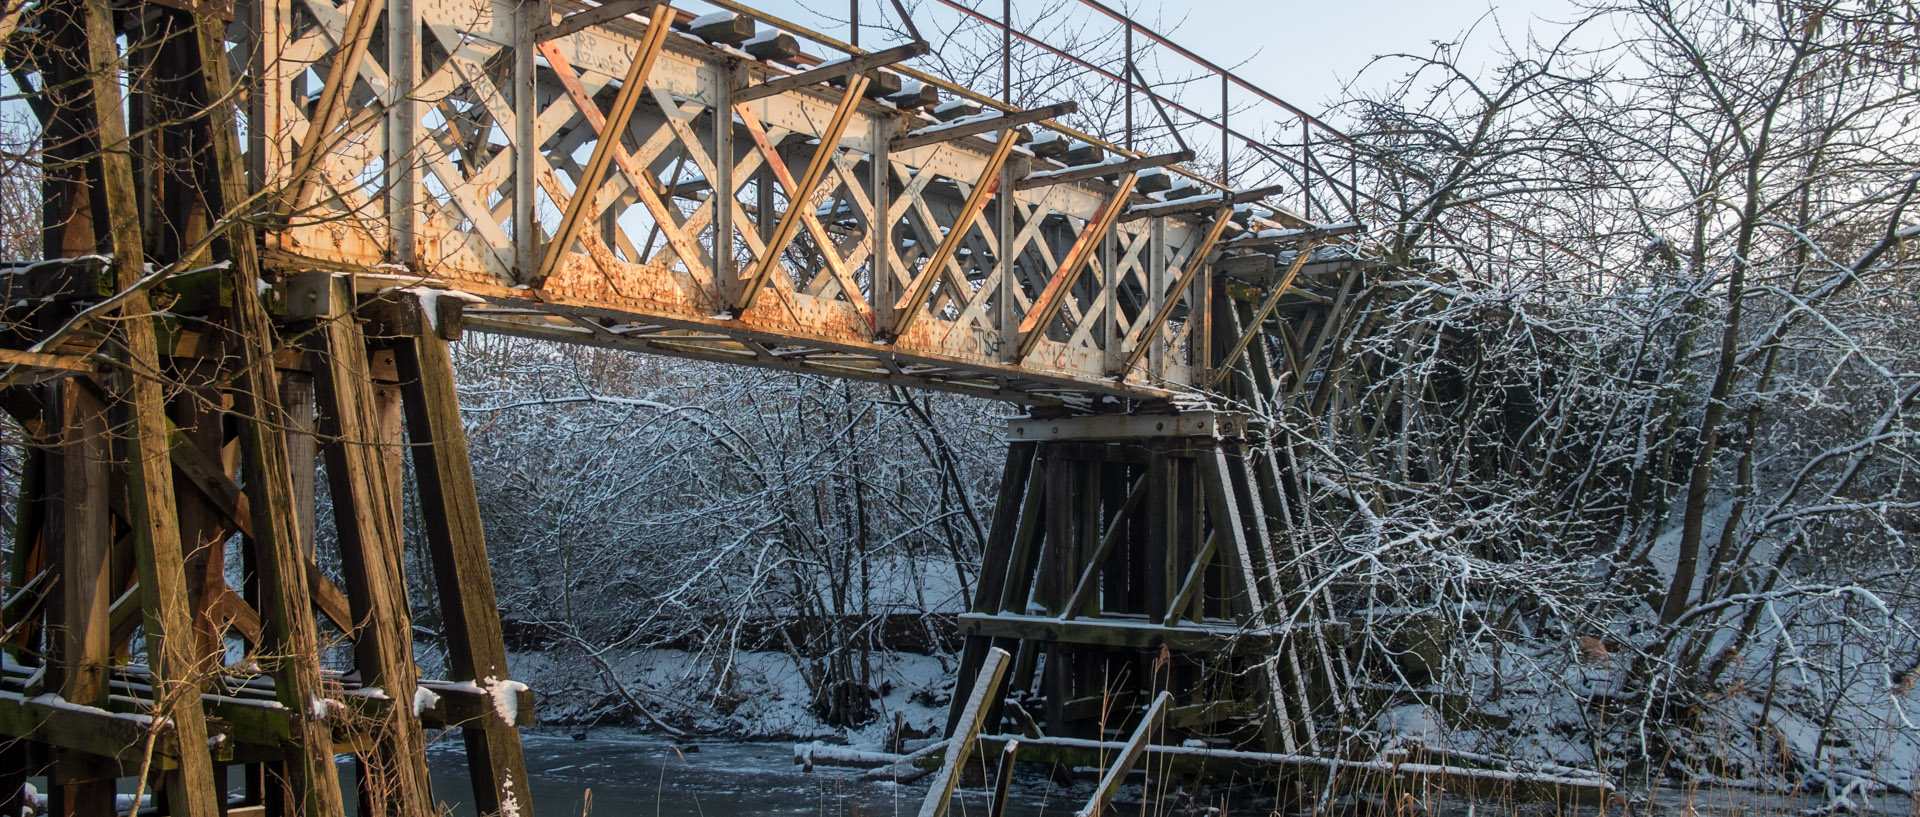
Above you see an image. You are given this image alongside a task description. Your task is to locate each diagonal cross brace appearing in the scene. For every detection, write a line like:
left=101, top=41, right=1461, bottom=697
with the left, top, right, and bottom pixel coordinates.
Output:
left=532, top=2, right=675, bottom=286
left=1012, top=172, right=1139, bottom=362
left=886, top=127, right=1020, bottom=340
left=1211, top=241, right=1321, bottom=386
left=1114, top=205, right=1235, bottom=378
left=730, top=74, right=871, bottom=313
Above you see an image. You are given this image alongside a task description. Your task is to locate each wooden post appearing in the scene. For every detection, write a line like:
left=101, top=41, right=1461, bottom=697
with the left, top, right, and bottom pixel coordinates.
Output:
left=393, top=308, right=534, bottom=817
left=46, top=379, right=114, bottom=817
left=195, top=16, right=348, bottom=817
left=987, top=739, right=1020, bottom=817
left=919, top=647, right=1011, bottom=817
left=312, top=277, right=436, bottom=817
left=79, top=0, right=222, bottom=810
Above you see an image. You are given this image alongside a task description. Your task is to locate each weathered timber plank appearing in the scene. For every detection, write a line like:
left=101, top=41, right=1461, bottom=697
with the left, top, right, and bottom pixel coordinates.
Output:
left=0, top=689, right=179, bottom=765
left=393, top=306, right=533, bottom=817
left=311, top=277, right=435, bottom=817
left=194, top=16, right=348, bottom=817
left=80, top=0, right=222, bottom=810
left=917, top=647, right=1009, bottom=817
left=46, top=379, right=115, bottom=816
left=1075, top=690, right=1169, bottom=817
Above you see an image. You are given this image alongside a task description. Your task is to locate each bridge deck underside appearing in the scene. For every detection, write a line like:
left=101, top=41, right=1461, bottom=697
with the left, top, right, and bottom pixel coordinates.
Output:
left=258, top=0, right=1339, bottom=404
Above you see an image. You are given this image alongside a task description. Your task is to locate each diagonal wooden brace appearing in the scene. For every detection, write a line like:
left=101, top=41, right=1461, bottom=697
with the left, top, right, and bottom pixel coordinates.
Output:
left=532, top=2, right=675, bottom=286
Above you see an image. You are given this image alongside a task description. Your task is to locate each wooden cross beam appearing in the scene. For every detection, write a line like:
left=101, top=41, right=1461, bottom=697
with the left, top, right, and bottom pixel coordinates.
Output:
left=733, top=41, right=928, bottom=104
left=891, top=102, right=1077, bottom=152
left=1119, top=183, right=1284, bottom=222
left=1015, top=150, right=1192, bottom=192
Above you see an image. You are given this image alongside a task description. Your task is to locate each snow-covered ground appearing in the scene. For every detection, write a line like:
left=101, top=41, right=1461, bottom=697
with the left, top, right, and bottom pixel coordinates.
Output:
left=507, top=648, right=955, bottom=745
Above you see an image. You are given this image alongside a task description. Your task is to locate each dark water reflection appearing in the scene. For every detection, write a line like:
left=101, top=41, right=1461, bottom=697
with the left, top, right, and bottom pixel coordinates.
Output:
left=424, top=732, right=1071, bottom=817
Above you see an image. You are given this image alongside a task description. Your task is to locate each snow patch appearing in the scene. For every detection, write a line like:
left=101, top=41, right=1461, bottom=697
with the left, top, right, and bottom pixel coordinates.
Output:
left=485, top=676, right=530, bottom=724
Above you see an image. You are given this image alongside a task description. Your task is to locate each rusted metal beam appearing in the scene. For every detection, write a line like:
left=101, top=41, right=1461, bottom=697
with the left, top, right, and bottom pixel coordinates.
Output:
left=888, top=127, right=1019, bottom=339
left=732, top=74, right=870, bottom=313
left=1012, top=172, right=1138, bottom=361
left=532, top=2, right=675, bottom=286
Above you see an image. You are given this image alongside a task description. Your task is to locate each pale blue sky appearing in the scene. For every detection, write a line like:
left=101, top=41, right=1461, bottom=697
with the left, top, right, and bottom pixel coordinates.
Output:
left=718, top=0, right=1588, bottom=114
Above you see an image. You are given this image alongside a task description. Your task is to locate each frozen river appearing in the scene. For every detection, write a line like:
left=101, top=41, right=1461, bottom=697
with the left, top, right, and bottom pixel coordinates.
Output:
left=423, top=731, right=1071, bottom=817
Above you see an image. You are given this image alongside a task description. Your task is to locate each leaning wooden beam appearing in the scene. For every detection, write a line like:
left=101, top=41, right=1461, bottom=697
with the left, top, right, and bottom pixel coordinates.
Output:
left=732, top=73, right=870, bottom=312
left=945, top=441, right=1036, bottom=736
left=1012, top=173, right=1140, bottom=362
left=1073, top=690, right=1170, bottom=817
left=1211, top=241, right=1320, bottom=386
left=532, top=2, right=674, bottom=286
left=1119, top=184, right=1284, bottom=222
left=888, top=127, right=1020, bottom=339
left=1015, top=150, right=1192, bottom=192
left=393, top=303, right=535, bottom=817
left=82, top=1, right=221, bottom=811
left=918, top=646, right=1011, bottom=817
left=195, top=17, right=349, bottom=817
left=312, top=277, right=436, bottom=817
left=1114, top=205, right=1235, bottom=378
left=733, top=41, right=928, bottom=104
left=891, top=102, right=1077, bottom=152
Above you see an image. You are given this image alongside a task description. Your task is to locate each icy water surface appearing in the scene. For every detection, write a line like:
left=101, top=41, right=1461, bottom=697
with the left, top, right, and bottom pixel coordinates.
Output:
left=424, top=731, right=1069, bottom=817
left=418, top=731, right=1913, bottom=817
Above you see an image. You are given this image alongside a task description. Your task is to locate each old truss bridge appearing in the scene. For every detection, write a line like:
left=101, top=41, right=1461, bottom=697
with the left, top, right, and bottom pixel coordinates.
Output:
left=0, top=0, right=1393, bottom=814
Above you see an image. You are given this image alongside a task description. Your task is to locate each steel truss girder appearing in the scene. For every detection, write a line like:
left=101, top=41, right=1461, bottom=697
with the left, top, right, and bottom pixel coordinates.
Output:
left=255, top=0, right=1263, bottom=403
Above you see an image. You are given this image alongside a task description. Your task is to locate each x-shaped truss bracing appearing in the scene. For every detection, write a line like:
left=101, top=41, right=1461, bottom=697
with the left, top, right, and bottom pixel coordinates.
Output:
left=259, top=0, right=1300, bottom=404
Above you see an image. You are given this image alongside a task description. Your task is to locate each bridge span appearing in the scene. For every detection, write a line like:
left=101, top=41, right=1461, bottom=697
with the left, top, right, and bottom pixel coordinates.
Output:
left=261, top=0, right=1365, bottom=403
left=0, top=0, right=1384, bottom=814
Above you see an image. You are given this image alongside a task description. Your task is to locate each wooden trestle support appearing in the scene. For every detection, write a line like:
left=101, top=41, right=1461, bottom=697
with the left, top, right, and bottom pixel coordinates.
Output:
left=947, top=411, right=1353, bottom=767
left=1, top=271, right=533, bottom=817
